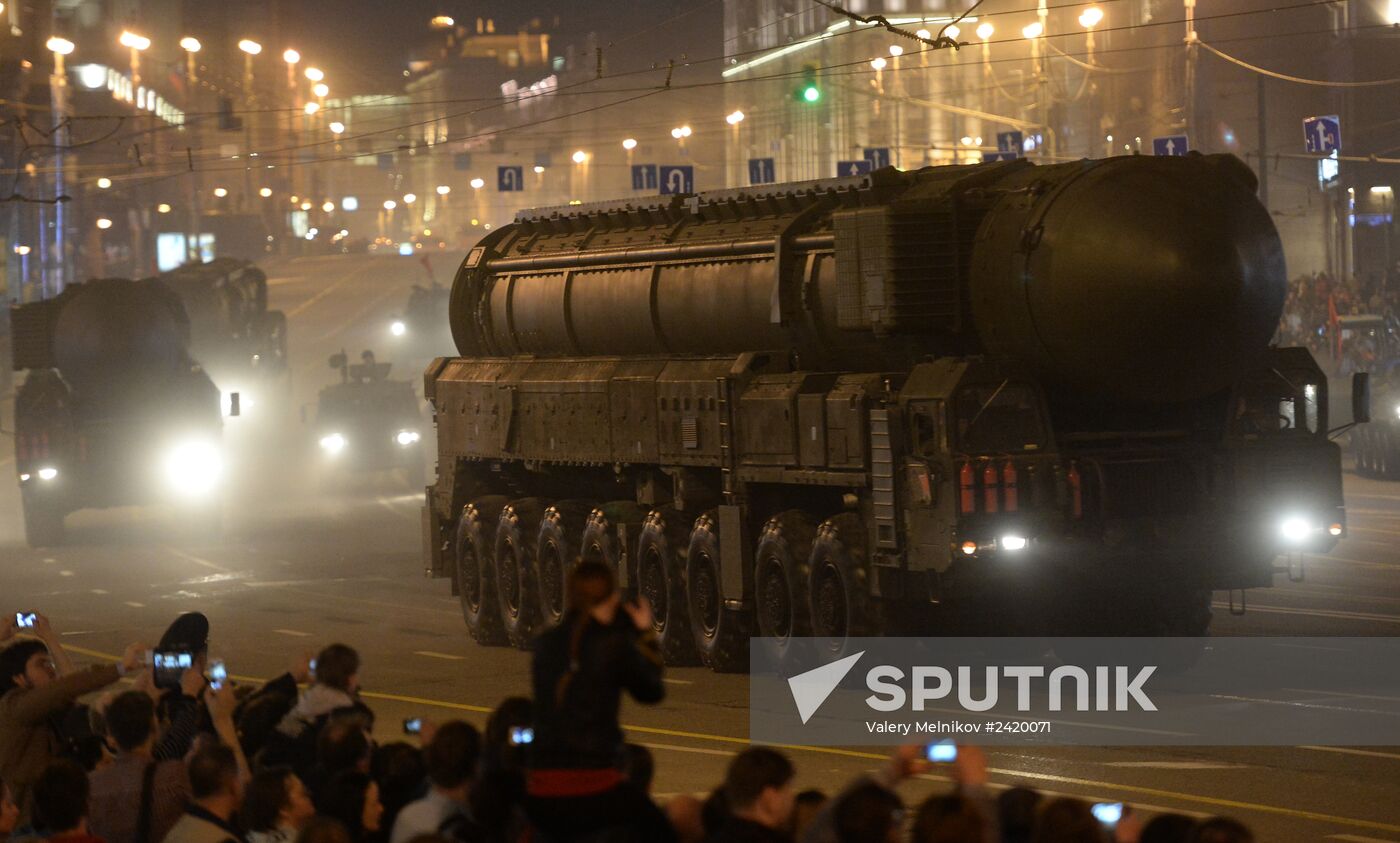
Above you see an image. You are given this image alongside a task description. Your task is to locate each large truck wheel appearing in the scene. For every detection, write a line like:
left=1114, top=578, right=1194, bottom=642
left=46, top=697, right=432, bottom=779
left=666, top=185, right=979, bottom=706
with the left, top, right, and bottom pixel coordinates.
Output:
left=535, top=501, right=592, bottom=632
left=455, top=496, right=509, bottom=646
left=580, top=502, right=646, bottom=595
left=23, top=500, right=65, bottom=548
left=686, top=512, right=751, bottom=673
left=635, top=508, right=701, bottom=666
left=808, top=513, right=879, bottom=660
left=754, top=511, right=817, bottom=664
left=495, top=498, right=546, bottom=649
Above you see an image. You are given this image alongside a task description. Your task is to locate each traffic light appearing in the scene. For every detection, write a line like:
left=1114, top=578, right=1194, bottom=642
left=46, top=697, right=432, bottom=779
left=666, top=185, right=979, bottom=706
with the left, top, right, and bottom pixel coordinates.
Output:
left=795, top=63, right=821, bottom=104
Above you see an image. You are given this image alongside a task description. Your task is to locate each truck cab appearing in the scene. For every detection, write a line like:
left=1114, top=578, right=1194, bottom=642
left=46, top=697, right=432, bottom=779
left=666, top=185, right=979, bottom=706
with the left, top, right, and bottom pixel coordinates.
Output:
left=314, top=351, right=428, bottom=488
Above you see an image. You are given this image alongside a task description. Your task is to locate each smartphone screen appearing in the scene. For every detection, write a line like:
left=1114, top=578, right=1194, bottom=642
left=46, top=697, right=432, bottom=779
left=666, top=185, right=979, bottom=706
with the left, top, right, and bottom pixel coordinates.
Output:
left=15, top=613, right=36, bottom=628
left=208, top=660, right=227, bottom=691
left=153, top=651, right=194, bottom=689
left=926, top=740, right=957, bottom=763
left=1092, top=803, right=1123, bottom=827
left=509, top=726, right=534, bottom=746
left=403, top=718, right=422, bottom=735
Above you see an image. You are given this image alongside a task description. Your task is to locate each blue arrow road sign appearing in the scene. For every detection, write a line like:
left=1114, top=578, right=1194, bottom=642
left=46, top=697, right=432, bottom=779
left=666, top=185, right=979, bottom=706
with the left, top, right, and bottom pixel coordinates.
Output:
left=748, top=158, right=776, bottom=185
left=1303, top=115, right=1341, bottom=154
left=497, top=166, right=524, bottom=192
left=863, top=148, right=891, bottom=169
left=1152, top=135, right=1189, bottom=156
left=631, top=164, right=658, bottom=191
left=983, top=151, right=1018, bottom=163
left=659, top=165, right=694, bottom=195
left=838, top=160, right=873, bottom=177
left=996, top=131, right=1024, bottom=154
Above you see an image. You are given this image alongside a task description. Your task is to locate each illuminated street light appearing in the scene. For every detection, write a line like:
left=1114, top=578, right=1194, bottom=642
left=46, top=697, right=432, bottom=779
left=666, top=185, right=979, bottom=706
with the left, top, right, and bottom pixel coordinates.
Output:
left=622, top=137, right=638, bottom=150
left=238, top=39, right=262, bottom=55
left=383, top=199, right=397, bottom=210
left=725, top=110, right=745, bottom=125
left=915, top=28, right=931, bottom=39
left=469, top=178, right=485, bottom=189
left=259, top=187, right=273, bottom=197
left=304, top=101, right=319, bottom=114
left=13, top=245, right=30, bottom=255
left=1078, top=6, right=1104, bottom=28
left=322, top=201, right=335, bottom=212
left=945, top=25, right=961, bottom=40
left=870, top=56, right=887, bottom=70
left=402, top=193, right=416, bottom=204
left=96, top=177, right=111, bottom=189
left=312, top=82, right=329, bottom=98
left=533, top=165, right=545, bottom=174
left=436, top=185, right=451, bottom=195
left=889, top=44, right=903, bottom=57
left=46, top=36, right=74, bottom=55
left=431, top=15, right=455, bottom=28
left=304, top=66, right=324, bottom=82
left=283, top=48, right=300, bottom=64
left=1388, top=0, right=1400, bottom=24
left=213, top=187, right=229, bottom=197
left=96, top=217, right=113, bottom=229
left=572, top=149, right=588, bottom=163
left=300, top=201, right=312, bottom=210
left=1022, top=21, right=1044, bottom=39
left=670, top=126, right=692, bottom=139
left=157, top=203, right=171, bottom=214
left=976, top=22, right=994, bottom=40
left=329, top=121, right=345, bottom=134
left=179, top=36, right=201, bottom=52
left=119, top=31, right=151, bottom=51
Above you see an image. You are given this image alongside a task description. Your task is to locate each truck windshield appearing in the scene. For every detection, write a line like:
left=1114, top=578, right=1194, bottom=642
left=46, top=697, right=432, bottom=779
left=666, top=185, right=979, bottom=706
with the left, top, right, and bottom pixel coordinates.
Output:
left=1232, top=369, right=1321, bottom=436
left=954, top=383, right=1047, bottom=453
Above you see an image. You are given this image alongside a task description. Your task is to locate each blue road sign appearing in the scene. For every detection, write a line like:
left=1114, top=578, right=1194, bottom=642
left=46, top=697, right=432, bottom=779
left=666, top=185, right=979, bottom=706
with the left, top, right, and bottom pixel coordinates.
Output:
left=1303, top=115, right=1341, bottom=154
left=1152, top=135, right=1189, bottom=157
left=838, top=160, right=873, bottom=177
left=497, top=166, right=524, bottom=192
left=996, top=131, right=1024, bottom=154
left=982, top=151, right=1018, bottom=163
left=453, top=152, right=472, bottom=170
left=748, top=157, right=776, bottom=185
left=863, top=147, right=891, bottom=169
left=659, top=165, right=694, bottom=195
left=631, top=164, right=658, bottom=191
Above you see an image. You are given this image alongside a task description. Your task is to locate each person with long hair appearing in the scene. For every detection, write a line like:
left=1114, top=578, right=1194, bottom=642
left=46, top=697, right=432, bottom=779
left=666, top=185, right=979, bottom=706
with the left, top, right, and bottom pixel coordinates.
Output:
left=317, top=771, right=384, bottom=843
left=523, top=561, right=673, bottom=842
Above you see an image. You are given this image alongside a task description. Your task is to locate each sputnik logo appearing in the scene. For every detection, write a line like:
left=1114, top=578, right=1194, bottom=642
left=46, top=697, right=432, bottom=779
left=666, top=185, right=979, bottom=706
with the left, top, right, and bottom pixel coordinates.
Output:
left=787, top=651, right=865, bottom=724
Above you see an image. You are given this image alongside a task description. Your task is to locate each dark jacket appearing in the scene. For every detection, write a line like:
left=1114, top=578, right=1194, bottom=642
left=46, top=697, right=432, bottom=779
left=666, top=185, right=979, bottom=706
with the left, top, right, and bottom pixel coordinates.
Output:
left=529, top=610, right=664, bottom=770
left=706, top=818, right=792, bottom=843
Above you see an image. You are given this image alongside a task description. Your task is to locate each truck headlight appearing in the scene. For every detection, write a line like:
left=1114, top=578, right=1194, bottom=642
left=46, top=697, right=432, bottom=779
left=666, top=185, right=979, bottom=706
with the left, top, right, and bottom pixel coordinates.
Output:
left=320, top=433, right=347, bottom=454
left=1279, top=516, right=1314, bottom=544
left=390, top=320, right=407, bottom=337
left=395, top=430, right=420, bottom=446
left=1000, top=535, right=1028, bottom=551
left=164, top=440, right=222, bottom=496
left=37, top=467, right=58, bottom=481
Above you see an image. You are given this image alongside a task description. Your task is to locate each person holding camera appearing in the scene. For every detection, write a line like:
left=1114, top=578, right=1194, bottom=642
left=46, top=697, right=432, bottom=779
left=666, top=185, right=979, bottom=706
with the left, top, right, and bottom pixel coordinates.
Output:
left=0, top=614, right=143, bottom=824
left=523, top=561, right=673, bottom=843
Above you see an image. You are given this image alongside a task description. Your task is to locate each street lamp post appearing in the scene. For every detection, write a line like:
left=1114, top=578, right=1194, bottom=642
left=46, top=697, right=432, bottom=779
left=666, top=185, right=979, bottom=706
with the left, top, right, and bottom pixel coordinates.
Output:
left=724, top=113, right=743, bottom=186
left=1078, top=7, right=1104, bottom=158
left=180, top=36, right=202, bottom=262
left=118, top=31, right=149, bottom=90
left=46, top=36, right=74, bottom=295
left=888, top=45, right=903, bottom=168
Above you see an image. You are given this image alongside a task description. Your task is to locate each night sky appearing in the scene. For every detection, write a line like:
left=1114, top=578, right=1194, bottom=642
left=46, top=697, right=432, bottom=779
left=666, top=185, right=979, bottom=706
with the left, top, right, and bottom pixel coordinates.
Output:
left=281, top=0, right=724, bottom=92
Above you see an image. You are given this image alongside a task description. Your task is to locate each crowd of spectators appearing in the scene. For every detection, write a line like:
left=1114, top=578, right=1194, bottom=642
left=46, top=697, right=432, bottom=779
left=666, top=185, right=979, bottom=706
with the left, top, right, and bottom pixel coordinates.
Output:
left=1275, top=271, right=1400, bottom=368
left=3, top=566, right=1256, bottom=843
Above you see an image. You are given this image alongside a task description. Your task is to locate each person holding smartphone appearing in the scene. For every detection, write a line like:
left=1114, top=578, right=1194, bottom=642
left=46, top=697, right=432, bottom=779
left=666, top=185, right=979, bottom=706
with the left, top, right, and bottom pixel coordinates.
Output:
left=524, top=561, right=673, bottom=843
left=0, top=614, right=144, bottom=823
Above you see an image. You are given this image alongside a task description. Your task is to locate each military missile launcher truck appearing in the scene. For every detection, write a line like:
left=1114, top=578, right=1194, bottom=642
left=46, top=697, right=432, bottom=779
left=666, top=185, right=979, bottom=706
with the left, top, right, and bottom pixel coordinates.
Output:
left=420, top=155, right=1354, bottom=669
left=11, top=279, right=227, bottom=547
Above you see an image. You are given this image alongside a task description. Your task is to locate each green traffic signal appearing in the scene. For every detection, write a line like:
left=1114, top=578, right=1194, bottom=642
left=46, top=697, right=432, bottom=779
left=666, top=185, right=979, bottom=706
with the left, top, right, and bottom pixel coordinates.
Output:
left=802, top=85, right=821, bottom=103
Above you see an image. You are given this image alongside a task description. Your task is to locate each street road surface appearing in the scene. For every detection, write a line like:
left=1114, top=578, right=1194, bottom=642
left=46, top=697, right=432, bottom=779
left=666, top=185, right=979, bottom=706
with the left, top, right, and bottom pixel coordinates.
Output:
left=3, top=254, right=1399, bottom=841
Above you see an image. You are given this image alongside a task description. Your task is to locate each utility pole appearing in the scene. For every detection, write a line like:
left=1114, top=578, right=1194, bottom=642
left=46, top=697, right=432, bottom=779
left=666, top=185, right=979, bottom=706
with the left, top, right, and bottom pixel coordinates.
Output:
left=1184, top=0, right=1198, bottom=144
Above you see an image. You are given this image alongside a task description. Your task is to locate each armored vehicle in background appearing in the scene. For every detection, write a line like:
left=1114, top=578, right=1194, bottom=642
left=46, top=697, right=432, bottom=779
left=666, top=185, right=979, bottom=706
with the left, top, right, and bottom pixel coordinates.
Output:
left=314, top=351, right=428, bottom=488
left=11, top=278, right=227, bottom=546
left=420, top=155, right=1356, bottom=668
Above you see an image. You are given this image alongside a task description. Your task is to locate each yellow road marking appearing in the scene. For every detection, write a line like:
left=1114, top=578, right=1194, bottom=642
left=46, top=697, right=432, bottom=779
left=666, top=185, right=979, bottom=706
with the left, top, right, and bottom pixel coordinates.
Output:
left=55, top=644, right=1400, bottom=834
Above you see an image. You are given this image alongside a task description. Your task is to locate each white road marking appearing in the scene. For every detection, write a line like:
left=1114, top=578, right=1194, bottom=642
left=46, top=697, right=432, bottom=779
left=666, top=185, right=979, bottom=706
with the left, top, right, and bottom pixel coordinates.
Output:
left=272, top=628, right=313, bottom=637
left=59, top=570, right=75, bottom=577
left=1285, top=688, right=1400, bottom=704
left=1301, top=746, right=1400, bottom=762
left=124, top=601, right=145, bottom=608
left=1104, top=761, right=1247, bottom=770
left=413, top=651, right=466, bottom=661
left=90, top=589, right=108, bottom=595
left=164, top=547, right=232, bottom=573
left=662, top=678, right=694, bottom=686
left=43, top=557, right=56, bottom=564
left=1212, top=602, right=1400, bottom=625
